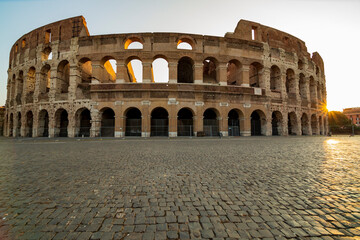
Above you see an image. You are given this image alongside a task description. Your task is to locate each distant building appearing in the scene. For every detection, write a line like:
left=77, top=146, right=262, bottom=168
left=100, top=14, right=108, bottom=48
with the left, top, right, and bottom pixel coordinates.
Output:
left=0, top=106, right=5, bottom=136
left=343, top=108, right=360, bottom=126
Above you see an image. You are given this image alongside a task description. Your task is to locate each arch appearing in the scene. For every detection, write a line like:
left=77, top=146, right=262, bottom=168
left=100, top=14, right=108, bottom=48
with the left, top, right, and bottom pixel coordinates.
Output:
left=38, top=109, right=49, bottom=137
left=9, top=113, right=13, bottom=137
left=25, top=111, right=33, bottom=137
left=270, top=65, right=281, bottom=91
left=228, top=109, right=242, bottom=136
left=151, top=107, right=168, bottom=137
left=177, top=37, right=194, bottom=50
left=288, top=112, right=298, bottom=135
left=177, top=108, right=194, bottom=136
left=227, top=59, right=242, bottom=85
left=56, top=60, right=70, bottom=99
left=16, top=71, right=24, bottom=105
left=100, top=56, right=117, bottom=82
left=79, top=58, right=92, bottom=83
left=101, top=108, right=115, bottom=137
left=16, top=112, right=22, bottom=137
left=311, top=114, right=318, bottom=135
left=54, top=108, right=68, bottom=137
left=286, top=68, right=296, bottom=96
left=317, top=82, right=322, bottom=101
left=298, top=59, right=304, bottom=70
left=301, top=113, right=310, bottom=135
left=125, top=107, right=142, bottom=137
left=249, top=62, right=263, bottom=87
left=39, top=64, right=51, bottom=95
left=177, top=57, right=194, bottom=83
left=75, top=108, right=91, bottom=137
left=42, top=46, right=52, bottom=61
left=203, top=108, right=219, bottom=136
left=299, top=73, right=307, bottom=99
left=271, top=111, right=283, bottom=136
left=124, top=37, right=143, bottom=49
left=251, top=110, right=266, bottom=136
left=152, top=57, right=169, bottom=83
left=126, top=56, right=143, bottom=83
left=203, top=57, right=218, bottom=84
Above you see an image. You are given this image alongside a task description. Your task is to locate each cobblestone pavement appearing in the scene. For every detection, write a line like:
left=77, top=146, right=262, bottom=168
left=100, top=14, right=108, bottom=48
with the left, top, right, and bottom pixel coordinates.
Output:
left=0, top=136, right=359, bottom=240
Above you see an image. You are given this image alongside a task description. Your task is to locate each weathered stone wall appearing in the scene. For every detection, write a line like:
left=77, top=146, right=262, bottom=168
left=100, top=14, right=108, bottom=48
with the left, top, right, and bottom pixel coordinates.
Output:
left=3, top=16, right=328, bottom=138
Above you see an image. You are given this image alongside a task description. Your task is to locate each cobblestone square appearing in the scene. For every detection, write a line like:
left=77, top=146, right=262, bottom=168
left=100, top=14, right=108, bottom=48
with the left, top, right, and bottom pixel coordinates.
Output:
left=0, top=136, right=359, bottom=239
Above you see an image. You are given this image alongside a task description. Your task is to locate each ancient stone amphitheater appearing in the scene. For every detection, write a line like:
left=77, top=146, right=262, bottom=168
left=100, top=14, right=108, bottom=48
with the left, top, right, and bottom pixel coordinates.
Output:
left=3, top=16, right=328, bottom=138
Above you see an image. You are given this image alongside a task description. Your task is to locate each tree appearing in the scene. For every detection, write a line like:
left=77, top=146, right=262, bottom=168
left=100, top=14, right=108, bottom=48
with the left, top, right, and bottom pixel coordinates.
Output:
left=328, top=111, right=352, bottom=127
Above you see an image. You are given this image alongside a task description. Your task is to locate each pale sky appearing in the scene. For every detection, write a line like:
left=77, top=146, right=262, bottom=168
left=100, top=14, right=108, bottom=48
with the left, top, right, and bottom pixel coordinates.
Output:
left=0, top=0, right=359, bottom=111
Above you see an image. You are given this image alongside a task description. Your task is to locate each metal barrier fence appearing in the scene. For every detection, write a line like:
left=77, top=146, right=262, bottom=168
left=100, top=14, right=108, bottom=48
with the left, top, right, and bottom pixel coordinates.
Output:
left=151, top=119, right=168, bottom=136
left=203, top=119, right=219, bottom=136
left=125, top=119, right=141, bottom=136
left=228, top=119, right=240, bottom=136
left=75, top=127, right=91, bottom=137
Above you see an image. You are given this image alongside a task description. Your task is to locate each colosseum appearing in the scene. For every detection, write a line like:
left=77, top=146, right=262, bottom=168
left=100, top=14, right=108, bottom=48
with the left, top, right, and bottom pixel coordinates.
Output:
left=3, top=16, right=328, bottom=138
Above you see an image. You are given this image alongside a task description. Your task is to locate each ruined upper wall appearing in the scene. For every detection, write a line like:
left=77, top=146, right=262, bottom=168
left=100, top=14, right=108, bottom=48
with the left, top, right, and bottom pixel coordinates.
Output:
left=9, top=16, right=89, bottom=66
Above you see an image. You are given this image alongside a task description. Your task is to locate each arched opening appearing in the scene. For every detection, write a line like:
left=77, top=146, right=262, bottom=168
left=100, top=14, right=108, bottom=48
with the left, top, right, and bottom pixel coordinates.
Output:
left=228, top=109, right=240, bottom=136
left=25, top=67, right=36, bottom=103
left=177, top=57, right=193, bottom=83
left=270, top=65, right=281, bottom=91
left=177, top=108, right=194, bottom=136
left=311, top=114, right=318, bottom=135
left=251, top=110, right=265, bottom=136
left=39, top=64, right=51, bottom=97
left=125, top=108, right=142, bottom=137
left=101, top=108, right=115, bottom=137
left=9, top=113, right=13, bottom=137
left=152, top=57, right=169, bottom=83
left=299, top=73, right=307, bottom=99
left=38, top=110, right=49, bottom=137
left=56, top=60, right=70, bottom=100
left=25, top=111, right=33, bottom=137
left=319, top=116, right=323, bottom=135
left=317, top=83, right=322, bottom=101
left=124, top=37, right=143, bottom=49
left=271, top=111, right=283, bottom=136
left=151, top=107, right=168, bottom=137
left=177, top=38, right=193, bottom=50
left=227, top=60, right=242, bottom=85
left=286, top=69, right=296, bottom=98
left=203, top=109, right=219, bottom=136
left=288, top=112, right=298, bottom=135
left=77, top=58, right=92, bottom=99
left=42, top=47, right=52, bottom=61
left=16, top=71, right=24, bottom=105
left=55, top=109, right=68, bottom=137
left=249, top=62, right=263, bottom=87
left=10, top=75, right=16, bottom=105
left=203, top=57, right=217, bottom=84
left=298, top=59, right=304, bottom=70
left=126, top=57, right=143, bottom=83
left=75, top=108, right=91, bottom=137
left=16, top=112, right=21, bottom=137
left=101, top=56, right=117, bottom=82
left=301, top=113, right=309, bottom=135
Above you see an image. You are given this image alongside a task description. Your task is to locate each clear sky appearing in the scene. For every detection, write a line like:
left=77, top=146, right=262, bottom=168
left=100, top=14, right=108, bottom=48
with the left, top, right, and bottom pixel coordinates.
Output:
left=0, top=0, right=359, bottom=111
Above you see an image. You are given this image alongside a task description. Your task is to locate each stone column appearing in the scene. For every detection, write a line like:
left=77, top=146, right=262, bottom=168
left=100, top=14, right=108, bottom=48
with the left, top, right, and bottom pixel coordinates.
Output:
left=114, top=114, right=123, bottom=138
left=67, top=112, right=75, bottom=138
left=168, top=62, right=177, bottom=84
left=242, top=116, right=251, bottom=136
left=32, top=110, right=38, bottom=137
left=281, top=73, right=287, bottom=100
left=217, top=63, right=228, bottom=86
left=116, top=62, right=127, bottom=83
left=261, top=67, right=271, bottom=96
left=219, top=116, right=228, bottom=137
left=265, top=117, right=272, bottom=136
left=142, top=61, right=152, bottom=83
left=33, top=71, right=41, bottom=102
left=68, top=65, right=80, bottom=101
left=241, top=65, right=250, bottom=87
left=20, top=113, right=25, bottom=137
left=48, top=67, right=58, bottom=101
left=295, top=74, right=301, bottom=102
left=282, top=115, right=288, bottom=136
left=91, top=60, right=102, bottom=84
left=90, top=108, right=100, bottom=137
left=194, top=63, right=203, bottom=84
left=296, top=114, right=302, bottom=136
left=141, top=105, right=150, bottom=137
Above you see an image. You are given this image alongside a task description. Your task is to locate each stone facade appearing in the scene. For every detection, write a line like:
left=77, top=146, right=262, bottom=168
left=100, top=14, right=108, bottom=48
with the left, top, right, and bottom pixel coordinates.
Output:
left=3, top=16, right=328, bottom=138
left=0, top=106, right=4, bottom=136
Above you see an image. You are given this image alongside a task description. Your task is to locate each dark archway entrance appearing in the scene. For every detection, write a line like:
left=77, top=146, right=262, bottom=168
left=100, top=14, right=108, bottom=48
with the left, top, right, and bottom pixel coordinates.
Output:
left=271, top=111, right=282, bottom=136
left=203, top=109, right=218, bottom=136
left=301, top=113, right=309, bottom=135
left=25, top=111, right=33, bottom=137
left=16, top=113, right=21, bottom=137
left=177, top=57, right=193, bottom=83
left=101, top=108, right=115, bottom=137
left=177, top=108, right=193, bottom=136
left=9, top=113, right=13, bottom=137
left=125, top=108, right=142, bottom=137
left=288, top=112, right=298, bottom=135
left=251, top=111, right=262, bottom=136
left=38, top=110, right=49, bottom=137
left=55, top=110, right=68, bottom=137
left=151, top=107, right=168, bottom=137
left=228, top=109, right=240, bottom=136
left=78, top=109, right=91, bottom=137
